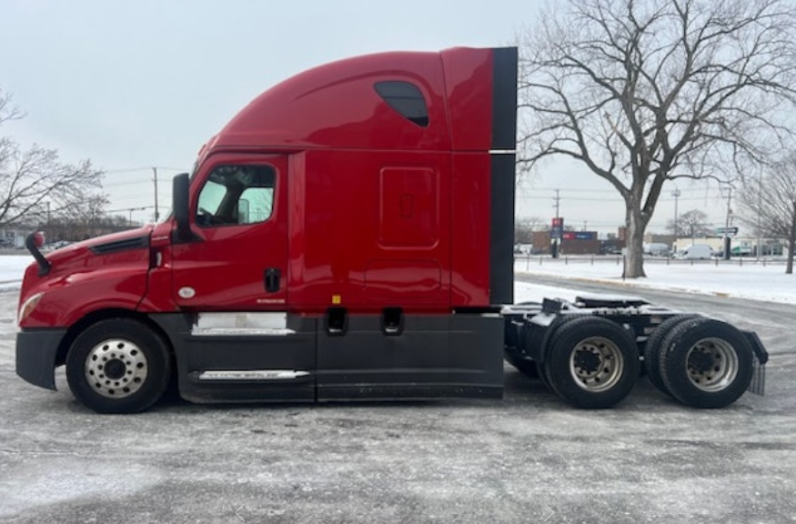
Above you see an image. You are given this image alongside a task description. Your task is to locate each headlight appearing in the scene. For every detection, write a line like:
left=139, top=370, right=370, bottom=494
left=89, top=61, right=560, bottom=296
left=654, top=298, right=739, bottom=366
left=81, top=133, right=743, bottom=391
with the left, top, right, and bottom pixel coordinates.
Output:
left=18, top=292, right=44, bottom=325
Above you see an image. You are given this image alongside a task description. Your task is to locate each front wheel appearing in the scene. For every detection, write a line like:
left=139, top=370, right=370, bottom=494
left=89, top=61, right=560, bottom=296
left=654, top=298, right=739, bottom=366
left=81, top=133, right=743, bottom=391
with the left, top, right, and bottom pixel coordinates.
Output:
left=66, top=318, right=172, bottom=414
left=544, top=316, right=640, bottom=409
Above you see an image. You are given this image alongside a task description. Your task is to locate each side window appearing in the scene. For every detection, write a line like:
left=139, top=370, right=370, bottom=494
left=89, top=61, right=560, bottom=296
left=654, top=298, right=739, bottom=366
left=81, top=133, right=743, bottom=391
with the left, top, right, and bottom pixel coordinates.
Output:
left=374, top=81, right=429, bottom=127
left=196, top=165, right=275, bottom=227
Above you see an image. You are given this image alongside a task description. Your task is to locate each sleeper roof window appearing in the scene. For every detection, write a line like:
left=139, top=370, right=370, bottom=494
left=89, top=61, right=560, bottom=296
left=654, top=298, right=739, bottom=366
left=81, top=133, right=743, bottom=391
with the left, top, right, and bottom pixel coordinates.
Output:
left=374, top=81, right=429, bottom=127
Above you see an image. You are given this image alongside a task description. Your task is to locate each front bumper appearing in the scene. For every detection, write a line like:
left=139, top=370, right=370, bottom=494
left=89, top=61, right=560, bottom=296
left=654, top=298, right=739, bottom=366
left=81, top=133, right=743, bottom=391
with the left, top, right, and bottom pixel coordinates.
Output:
left=16, top=328, right=68, bottom=390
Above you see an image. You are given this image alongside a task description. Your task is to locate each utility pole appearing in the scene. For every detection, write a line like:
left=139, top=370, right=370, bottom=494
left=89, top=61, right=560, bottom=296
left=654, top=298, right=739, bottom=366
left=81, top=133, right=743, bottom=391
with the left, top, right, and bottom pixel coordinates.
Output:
left=551, top=189, right=561, bottom=258
left=672, top=188, right=681, bottom=237
left=152, top=167, right=159, bottom=222
left=723, top=185, right=733, bottom=261
left=757, top=171, right=763, bottom=259
left=553, top=189, right=561, bottom=218
left=127, top=206, right=147, bottom=226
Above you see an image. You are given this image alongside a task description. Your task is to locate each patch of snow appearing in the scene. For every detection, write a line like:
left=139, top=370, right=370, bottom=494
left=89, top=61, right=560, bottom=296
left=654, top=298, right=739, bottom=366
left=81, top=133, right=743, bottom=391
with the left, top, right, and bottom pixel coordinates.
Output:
left=514, top=257, right=795, bottom=305
left=0, top=256, right=32, bottom=291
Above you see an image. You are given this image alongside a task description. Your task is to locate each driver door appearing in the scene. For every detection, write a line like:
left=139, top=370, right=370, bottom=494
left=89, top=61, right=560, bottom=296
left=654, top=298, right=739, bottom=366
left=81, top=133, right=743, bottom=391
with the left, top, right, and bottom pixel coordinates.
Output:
left=171, top=153, right=288, bottom=310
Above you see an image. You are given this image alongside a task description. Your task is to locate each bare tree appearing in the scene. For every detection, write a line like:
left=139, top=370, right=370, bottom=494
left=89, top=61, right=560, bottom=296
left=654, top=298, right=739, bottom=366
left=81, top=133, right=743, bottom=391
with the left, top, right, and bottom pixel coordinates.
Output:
left=517, top=0, right=796, bottom=277
left=667, top=209, right=712, bottom=239
left=0, top=87, right=22, bottom=125
left=665, top=218, right=684, bottom=237
left=55, top=193, right=109, bottom=224
left=736, top=155, right=796, bottom=273
left=0, top=87, right=105, bottom=229
left=46, top=212, right=131, bottom=243
left=515, top=215, right=545, bottom=243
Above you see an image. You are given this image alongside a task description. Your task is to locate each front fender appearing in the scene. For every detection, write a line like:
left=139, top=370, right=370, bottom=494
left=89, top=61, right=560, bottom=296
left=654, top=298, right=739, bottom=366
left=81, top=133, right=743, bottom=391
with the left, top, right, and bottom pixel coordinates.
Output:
left=20, top=266, right=148, bottom=329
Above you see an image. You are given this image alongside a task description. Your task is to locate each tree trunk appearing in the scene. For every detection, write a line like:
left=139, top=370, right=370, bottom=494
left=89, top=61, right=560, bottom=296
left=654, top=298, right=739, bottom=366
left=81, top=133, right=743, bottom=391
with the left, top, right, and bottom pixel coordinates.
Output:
left=787, top=204, right=796, bottom=275
left=623, top=207, right=646, bottom=278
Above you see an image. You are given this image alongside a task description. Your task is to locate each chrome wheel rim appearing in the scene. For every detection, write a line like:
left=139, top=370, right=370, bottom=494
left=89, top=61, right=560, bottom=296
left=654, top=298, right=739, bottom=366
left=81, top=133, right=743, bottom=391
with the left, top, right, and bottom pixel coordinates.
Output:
left=685, top=337, right=738, bottom=392
left=84, top=339, right=148, bottom=398
left=569, top=336, right=623, bottom=392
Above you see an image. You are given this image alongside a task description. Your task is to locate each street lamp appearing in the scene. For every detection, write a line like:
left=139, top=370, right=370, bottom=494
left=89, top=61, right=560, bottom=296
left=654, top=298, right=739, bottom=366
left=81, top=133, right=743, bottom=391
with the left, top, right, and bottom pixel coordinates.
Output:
left=128, top=207, right=146, bottom=226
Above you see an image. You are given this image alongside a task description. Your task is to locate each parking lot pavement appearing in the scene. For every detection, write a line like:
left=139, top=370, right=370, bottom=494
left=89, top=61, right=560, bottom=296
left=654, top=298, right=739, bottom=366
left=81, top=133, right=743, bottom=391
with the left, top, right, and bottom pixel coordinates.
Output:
left=2, top=287, right=795, bottom=524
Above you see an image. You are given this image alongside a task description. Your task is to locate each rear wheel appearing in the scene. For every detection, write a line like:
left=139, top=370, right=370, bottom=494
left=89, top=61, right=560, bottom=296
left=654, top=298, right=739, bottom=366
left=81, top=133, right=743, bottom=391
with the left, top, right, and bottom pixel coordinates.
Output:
left=536, top=315, right=588, bottom=391
left=66, top=318, right=172, bottom=414
left=644, top=315, right=699, bottom=395
left=658, top=318, right=754, bottom=408
left=544, top=316, right=639, bottom=409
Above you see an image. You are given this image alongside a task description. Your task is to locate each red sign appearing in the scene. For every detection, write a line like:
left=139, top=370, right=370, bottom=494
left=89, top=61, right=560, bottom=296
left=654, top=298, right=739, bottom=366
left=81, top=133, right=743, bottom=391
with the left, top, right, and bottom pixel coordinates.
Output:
left=551, top=217, right=564, bottom=239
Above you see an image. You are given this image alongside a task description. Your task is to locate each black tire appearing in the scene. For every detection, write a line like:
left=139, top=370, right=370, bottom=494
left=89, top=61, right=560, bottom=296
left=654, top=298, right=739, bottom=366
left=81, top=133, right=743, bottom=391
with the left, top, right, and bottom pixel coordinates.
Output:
left=537, top=358, right=554, bottom=391
left=66, top=318, right=172, bottom=414
left=504, top=317, right=540, bottom=378
left=504, top=348, right=540, bottom=378
left=658, top=317, right=754, bottom=409
left=536, top=315, right=588, bottom=392
left=503, top=314, right=522, bottom=349
left=526, top=315, right=591, bottom=395
left=502, top=302, right=544, bottom=378
left=644, top=315, right=700, bottom=395
left=544, top=316, right=640, bottom=409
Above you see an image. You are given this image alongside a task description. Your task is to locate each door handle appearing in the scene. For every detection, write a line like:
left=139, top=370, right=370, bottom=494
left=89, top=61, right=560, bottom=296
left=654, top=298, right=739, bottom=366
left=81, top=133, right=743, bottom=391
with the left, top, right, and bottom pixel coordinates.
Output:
left=264, top=268, right=281, bottom=293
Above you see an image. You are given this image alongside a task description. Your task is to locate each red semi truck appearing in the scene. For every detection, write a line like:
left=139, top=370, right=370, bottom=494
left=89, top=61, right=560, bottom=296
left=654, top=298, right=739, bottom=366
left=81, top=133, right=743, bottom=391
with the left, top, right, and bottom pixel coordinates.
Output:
left=16, top=47, right=767, bottom=413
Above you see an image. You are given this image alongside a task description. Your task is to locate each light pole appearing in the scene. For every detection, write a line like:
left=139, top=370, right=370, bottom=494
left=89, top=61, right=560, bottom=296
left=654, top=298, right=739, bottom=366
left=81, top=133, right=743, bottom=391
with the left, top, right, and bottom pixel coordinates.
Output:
left=152, top=167, right=160, bottom=222
left=722, top=184, right=733, bottom=260
left=672, top=188, right=681, bottom=238
left=551, top=189, right=561, bottom=258
left=127, top=207, right=146, bottom=226
left=757, top=171, right=763, bottom=259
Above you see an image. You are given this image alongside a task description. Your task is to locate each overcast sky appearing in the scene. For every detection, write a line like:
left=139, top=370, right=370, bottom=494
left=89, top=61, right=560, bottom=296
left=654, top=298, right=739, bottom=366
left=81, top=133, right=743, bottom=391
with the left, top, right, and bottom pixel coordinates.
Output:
left=1, top=0, right=731, bottom=232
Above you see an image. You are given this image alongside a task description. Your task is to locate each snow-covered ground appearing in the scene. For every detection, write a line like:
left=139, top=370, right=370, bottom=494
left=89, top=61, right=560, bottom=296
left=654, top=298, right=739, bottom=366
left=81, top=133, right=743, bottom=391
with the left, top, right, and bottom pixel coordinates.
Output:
left=514, top=257, right=795, bottom=305
left=2, top=254, right=793, bottom=305
left=0, top=256, right=30, bottom=292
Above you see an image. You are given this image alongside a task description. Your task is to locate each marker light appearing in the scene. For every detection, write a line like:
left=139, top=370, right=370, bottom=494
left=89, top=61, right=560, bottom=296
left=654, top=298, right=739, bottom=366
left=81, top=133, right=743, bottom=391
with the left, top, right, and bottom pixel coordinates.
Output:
left=32, top=231, right=45, bottom=248
left=18, top=292, right=44, bottom=325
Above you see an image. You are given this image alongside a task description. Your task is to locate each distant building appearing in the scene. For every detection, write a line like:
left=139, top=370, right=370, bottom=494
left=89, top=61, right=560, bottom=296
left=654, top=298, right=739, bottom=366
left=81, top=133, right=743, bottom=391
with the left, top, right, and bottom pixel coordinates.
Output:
left=644, top=233, right=676, bottom=246
left=0, top=229, right=28, bottom=249
left=529, top=231, right=622, bottom=255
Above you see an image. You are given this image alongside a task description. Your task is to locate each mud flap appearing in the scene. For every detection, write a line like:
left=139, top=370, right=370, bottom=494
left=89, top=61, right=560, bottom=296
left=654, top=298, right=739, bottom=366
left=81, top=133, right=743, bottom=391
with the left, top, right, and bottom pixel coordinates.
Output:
left=748, top=357, right=766, bottom=396
left=743, top=330, right=768, bottom=396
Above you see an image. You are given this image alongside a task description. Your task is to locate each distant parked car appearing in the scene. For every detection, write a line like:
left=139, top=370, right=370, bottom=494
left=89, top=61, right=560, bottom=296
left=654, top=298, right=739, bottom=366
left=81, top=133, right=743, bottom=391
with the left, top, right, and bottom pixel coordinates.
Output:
left=643, top=242, right=670, bottom=257
left=673, top=244, right=712, bottom=260
left=49, top=241, right=73, bottom=251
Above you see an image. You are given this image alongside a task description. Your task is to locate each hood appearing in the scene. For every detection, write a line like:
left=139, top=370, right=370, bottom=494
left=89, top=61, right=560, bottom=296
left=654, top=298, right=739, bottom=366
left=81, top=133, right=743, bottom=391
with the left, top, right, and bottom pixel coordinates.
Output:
left=19, top=225, right=157, bottom=329
left=38, top=225, right=155, bottom=273
left=71, top=225, right=154, bottom=254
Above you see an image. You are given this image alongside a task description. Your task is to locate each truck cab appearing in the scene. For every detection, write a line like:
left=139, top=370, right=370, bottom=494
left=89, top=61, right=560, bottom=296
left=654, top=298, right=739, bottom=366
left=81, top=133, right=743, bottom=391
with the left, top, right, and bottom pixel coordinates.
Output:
left=16, top=47, right=519, bottom=413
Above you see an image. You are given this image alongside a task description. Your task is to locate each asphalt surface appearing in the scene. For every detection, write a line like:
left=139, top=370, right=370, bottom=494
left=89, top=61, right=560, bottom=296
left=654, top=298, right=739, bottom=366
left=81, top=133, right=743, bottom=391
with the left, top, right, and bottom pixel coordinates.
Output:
left=1, top=282, right=795, bottom=524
